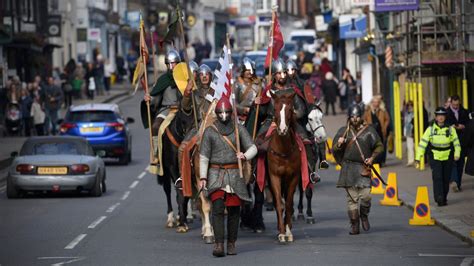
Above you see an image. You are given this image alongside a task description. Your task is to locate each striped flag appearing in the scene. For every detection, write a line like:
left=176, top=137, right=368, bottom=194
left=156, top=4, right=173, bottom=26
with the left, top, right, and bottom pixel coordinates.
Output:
left=210, top=45, right=232, bottom=100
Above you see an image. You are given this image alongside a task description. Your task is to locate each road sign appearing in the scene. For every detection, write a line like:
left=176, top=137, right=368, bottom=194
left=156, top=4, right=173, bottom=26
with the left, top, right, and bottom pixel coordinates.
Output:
left=415, top=203, right=428, bottom=217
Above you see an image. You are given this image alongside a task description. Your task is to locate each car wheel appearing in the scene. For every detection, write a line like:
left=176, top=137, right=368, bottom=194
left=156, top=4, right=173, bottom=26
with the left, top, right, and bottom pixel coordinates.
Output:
left=6, top=177, right=20, bottom=199
left=118, top=153, right=129, bottom=165
left=127, top=151, right=132, bottom=163
left=90, top=175, right=103, bottom=197
left=101, top=173, right=107, bottom=193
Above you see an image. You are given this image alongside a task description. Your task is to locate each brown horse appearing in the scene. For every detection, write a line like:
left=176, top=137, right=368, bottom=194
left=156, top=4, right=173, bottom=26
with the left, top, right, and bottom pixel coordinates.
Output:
left=267, top=90, right=301, bottom=243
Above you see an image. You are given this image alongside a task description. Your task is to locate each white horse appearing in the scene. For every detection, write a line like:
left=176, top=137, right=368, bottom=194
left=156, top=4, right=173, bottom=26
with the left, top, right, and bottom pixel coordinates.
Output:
left=296, top=103, right=328, bottom=223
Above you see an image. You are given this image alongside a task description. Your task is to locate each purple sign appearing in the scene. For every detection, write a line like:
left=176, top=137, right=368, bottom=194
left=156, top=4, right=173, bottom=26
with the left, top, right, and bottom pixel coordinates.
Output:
left=375, top=0, right=419, bottom=12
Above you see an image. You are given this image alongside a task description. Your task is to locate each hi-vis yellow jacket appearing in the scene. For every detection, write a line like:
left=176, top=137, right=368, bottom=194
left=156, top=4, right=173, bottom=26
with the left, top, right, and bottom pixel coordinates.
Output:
left=416, top=122, right=461, bottom=161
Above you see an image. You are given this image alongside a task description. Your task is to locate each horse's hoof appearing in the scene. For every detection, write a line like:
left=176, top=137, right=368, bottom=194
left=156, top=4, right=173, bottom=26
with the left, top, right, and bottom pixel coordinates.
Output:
left=176, top=225, right=188, bottom=233
left=166, top=222, right=175, bottom=228
left=187, top=218, right=194, bottom=224
left=203, top=236, right=214, bottom=244
left=278, top=234, right=286, bottom=244
left=286, top=235, right=294, bottom=242
left=297, top=213, right=305, bottom=221
left=306, top=217, right=316, bottom=224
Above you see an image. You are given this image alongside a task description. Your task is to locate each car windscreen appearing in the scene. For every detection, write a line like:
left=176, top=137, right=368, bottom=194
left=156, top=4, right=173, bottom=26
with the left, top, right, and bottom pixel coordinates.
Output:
left=66, top=110, right=117, bottom=122
left=21, top=142, right=86, bottom=156
left=291, top=36, right=315, bottom=44
left=284, top=43, right=296, bottom=51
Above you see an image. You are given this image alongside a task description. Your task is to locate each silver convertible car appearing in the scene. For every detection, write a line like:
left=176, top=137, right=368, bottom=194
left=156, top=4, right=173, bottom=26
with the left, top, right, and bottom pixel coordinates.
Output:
left=7, top=136, right=106, bottom=198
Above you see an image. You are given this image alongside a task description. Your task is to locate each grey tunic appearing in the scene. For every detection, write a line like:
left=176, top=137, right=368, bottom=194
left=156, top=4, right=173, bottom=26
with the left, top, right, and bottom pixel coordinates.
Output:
left=182, top=85, right=214, bottom=122
left=333, top=125, right=384, bottom=188
left=154, top=85, right=182, bottom=118
left=199, top=122, right=256, bottom=202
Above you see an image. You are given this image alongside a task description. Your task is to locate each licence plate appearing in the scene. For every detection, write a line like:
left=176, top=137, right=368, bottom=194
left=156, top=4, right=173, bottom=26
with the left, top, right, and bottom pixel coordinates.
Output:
left=80, top=127, right=103, bottom=133
left=37, top=167, right=68, bottom=175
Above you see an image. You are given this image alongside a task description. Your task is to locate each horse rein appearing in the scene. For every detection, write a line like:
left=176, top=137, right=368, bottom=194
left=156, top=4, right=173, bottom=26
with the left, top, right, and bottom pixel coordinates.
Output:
left=268, top=129, right=297, bottom=159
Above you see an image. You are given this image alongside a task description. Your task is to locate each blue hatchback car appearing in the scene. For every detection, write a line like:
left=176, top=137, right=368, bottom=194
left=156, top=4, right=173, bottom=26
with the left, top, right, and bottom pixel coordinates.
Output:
left=59, top=103, right=134, bottom=164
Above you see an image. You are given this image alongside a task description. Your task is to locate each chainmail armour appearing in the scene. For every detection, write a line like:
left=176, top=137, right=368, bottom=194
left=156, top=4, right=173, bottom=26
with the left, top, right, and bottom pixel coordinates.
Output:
left=235, top=78, right=261, bottom=116
left=333, top=125, right=384, bottom=188
left=199, top=121, right=256, bottom=202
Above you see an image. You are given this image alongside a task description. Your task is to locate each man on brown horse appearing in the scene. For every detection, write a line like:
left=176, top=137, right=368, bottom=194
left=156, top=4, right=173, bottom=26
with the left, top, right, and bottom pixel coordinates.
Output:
left=333, top=105, right=384, bottom=235
left=199, top=96, right=257, bottom=257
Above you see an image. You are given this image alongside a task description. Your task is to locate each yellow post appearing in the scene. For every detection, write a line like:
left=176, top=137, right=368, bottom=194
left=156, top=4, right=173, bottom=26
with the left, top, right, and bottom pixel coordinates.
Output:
left=418, top=83, right=425, bottom=170
left=405, top=81, right=410, bottom=102
left=394, top=81, right=402, bottom=159
left=456, top=77, right=461, bottom=98
left=412, top=82, right=419, bottom=169
left=462, top=79, right=468, bottom=109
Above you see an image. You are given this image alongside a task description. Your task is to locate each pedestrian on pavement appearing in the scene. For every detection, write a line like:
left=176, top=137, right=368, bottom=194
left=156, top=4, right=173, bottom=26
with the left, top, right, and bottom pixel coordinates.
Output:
left=104, top=59, right=115, bottom=95
left=333, top=105, right=384, bottom=235
left=86, top=63, right=97, bottom=100
left=60, top=68, right=73, bottom=108
left=322, top=71, right=338, bottom=116
left=73, top=64, right=85, bottom=99
left=186, top=42, right=195, bottom=61
left=363, top=95, right=390, bottom=166
left=464, top=112, right=474, bottom=176
left=42, top=76, right=63, bottom=135
left=30, top=95, right=45, bottom=136
left=403, top=101, right=415, bottom=166
left=199, top=96, right=257, bottom=257
left=19, top=88, right=33, bottom=136
left=446, top=95, right=470, bottom=192
left=95, top=55, right=105, bottom=96
left=126, top=48, right=138, bottom=83
left=319, top=58, right=332, bottom=76
left=416, top=107, right=461, bottom=207
left=342, top=68, right=356, bottom=108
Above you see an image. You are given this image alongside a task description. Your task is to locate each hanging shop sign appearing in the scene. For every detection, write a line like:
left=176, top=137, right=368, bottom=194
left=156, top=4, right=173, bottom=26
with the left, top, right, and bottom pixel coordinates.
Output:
left=375, top=0, right=419, bottom=12
left=339, top=14, right=367, bottom=39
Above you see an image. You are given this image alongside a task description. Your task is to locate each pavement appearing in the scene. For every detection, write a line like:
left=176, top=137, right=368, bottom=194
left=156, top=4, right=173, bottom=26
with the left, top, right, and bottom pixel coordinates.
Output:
left=322, top=110, right=474, bottom=246
left=0, top=83, right=131, bottom=174
left=0, top=95, right=473, bottom=265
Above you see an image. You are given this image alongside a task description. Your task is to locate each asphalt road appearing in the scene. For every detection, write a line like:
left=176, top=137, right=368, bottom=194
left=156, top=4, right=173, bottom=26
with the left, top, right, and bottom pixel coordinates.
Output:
left=1, top=95, right=473, bottom=266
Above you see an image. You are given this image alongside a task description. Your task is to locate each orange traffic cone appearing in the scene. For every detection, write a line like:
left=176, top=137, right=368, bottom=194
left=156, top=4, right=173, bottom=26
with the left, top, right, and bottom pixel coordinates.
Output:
left=380, top=172, right=402, bottom=206
left=409, top=186, right=435, bottom=225
left=370, top=164, right=385, bottom=195
left=326, top=138, right=336, bottom=163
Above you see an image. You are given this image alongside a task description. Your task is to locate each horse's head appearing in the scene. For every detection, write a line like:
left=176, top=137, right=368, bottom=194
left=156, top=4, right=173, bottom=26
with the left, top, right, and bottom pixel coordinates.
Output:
left=175, top=108, right=195, bottom=138
left=271, top=90, right=296, bottom=136
left=306, top=104, right=327, bottom=143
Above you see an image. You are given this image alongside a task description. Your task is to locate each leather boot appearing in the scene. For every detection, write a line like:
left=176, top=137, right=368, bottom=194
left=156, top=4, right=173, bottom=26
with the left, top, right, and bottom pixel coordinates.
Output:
left=227, top=241, right=237, bottom=255
left=360, top=204, right=371, bottom=231
left=213, top=242, right=225, bottom=257
left=348, top=210, right=360, bottom=235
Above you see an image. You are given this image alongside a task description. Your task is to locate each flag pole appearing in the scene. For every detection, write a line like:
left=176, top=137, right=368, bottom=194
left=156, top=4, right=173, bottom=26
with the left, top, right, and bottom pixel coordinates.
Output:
left=226, top=34, right=244, bottom=179
left=175, top=3, right=199, bottom=129
left=140, top=16, right=155, bottom=164
left=150, top=28, right=158, bottom=85
left=252, top=6, right=277, bottom=140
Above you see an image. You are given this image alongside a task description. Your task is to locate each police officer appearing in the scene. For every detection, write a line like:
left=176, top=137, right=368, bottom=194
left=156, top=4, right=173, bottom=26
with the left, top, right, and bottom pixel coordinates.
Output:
left=416, top=107, right=461, bottom=207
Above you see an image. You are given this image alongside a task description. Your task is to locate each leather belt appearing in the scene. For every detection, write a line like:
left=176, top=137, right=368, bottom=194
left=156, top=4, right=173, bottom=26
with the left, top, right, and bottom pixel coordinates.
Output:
left=210, top=163, right=239, bottom=169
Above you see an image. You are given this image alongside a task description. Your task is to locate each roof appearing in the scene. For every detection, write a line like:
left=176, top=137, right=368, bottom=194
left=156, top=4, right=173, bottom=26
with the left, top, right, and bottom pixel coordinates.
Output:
left=289, top=30, right=316, bottom=37
left=69, top=103, right=119, bottom=112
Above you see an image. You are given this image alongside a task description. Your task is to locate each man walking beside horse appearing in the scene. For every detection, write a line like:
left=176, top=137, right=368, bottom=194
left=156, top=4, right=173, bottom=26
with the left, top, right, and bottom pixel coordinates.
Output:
left=333, top=105, right=384, bottom=235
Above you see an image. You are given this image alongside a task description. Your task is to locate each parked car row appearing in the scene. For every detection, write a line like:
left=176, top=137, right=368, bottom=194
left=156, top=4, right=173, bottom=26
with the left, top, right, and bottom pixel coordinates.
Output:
left=6, top=103, right=135, bottom=199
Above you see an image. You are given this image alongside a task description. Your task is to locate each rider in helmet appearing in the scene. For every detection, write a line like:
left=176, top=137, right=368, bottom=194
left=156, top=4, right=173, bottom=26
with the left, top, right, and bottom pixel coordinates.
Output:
left=181, top=64, right=214, bottom=122
left=199, top=95, right=257, bottom=257
left=234, top=57, right=262, bottom=125
left=333, top=104, right=384, bottom=235
left=141, top=49, right=182, bottom=165
left=286, top=60, right=305, bottom=90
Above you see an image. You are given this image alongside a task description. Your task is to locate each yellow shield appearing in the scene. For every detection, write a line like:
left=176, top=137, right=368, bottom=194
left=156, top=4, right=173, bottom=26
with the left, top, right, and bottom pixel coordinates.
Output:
left=173, top=62, right=190, bottom=95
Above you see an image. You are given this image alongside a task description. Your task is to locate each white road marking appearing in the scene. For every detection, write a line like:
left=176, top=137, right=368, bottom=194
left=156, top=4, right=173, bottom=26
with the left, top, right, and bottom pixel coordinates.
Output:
left=38, top=257, right=86, bottom=266
left=129, top=180, right=139, bottom=189
left=145, top=166, right=150, bottom=171
left=460, top=257, right=474, bottom=266
left=87, top=216, right=107, bottom=229
left=418, top=253, right=472, bottom=258
left=137, top=171, right=146, bottom=179
left=121, top=191, right=130, bottom=200
left=64, top=234, right=87, bottom=250
left=106, top=202, right=120, bottom=213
